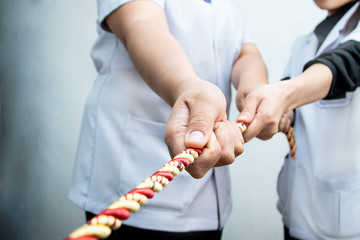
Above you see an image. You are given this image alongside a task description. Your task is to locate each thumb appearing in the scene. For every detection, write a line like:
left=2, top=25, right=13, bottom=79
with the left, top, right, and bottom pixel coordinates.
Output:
left=237, top=95, right=259, bottom=124
left=185, top=103, right=223, bottom=149
left=185, top=130, right=207, bottom=149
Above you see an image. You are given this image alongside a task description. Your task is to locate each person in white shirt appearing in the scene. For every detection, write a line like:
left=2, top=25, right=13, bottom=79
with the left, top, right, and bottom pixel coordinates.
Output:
left=237, top=0, right=360, bottom=239
left=68, top=0, right=267, bottom=239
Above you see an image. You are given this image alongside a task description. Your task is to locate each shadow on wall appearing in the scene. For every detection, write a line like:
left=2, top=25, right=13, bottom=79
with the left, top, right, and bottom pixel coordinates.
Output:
left=0, top=1, right=97, bottom=239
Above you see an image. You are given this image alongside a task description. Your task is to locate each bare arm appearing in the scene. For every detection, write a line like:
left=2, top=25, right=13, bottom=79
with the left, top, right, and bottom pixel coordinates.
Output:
left=107, top=1, right=244, bottom=178
left=237, top=63, right=332, bottom=141
left=107, top=1, right=201, bottom=106
left=231, top=43, right=268, bottom=113
left=238, top=40, right=359, bottom=141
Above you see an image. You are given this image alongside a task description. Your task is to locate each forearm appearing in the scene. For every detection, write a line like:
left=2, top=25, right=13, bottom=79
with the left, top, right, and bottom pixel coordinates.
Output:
left=304, top=40, right=360, bottom=99
left=106, top=1, right=202, bottom=106
left=231, top=43, right=268, bottom=93
left=279, top=63, right=333, bottom=112
left=236, top=63, right=331, bottom=141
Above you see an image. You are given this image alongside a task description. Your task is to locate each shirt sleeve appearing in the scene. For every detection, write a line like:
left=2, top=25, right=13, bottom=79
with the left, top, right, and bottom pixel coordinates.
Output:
left=241, top=20, right=253, bottom=44
left=97, top=0, right=165, bottom=32
left=281, top=61, right=291, bottom=81
left=303, top=40, right=360, bottom=99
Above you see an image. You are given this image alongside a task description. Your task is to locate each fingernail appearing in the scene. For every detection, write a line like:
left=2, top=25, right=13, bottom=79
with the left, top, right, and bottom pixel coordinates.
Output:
left=239, top=112, right=251, bottom=121
left=186, top=131, right=205, bottom=144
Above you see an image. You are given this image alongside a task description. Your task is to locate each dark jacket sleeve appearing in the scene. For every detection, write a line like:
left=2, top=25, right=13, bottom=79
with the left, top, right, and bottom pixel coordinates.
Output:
left=303, top=40, right=360, bottom=99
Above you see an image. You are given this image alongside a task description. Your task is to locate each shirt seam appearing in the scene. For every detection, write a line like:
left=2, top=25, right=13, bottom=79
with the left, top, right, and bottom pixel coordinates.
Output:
left=84, top=36, right=120, bottom=207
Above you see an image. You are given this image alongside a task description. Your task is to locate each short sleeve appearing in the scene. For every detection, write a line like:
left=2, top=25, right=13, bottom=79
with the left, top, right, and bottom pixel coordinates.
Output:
left=241, top=20, right=253, bottom=44
left=96, top=0, right=165, bottom=32
left=303, top=40, right=360, bottom=99
left=281, top=61, right=291, bottom=80
left=234, top=6, right=253, bottom=44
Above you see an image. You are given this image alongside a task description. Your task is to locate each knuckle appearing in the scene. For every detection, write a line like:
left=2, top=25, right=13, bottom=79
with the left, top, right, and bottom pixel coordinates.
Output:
left=207, top=143, right=222, bottom=159
left=191, top=112, right=212, bottom=125
left=260, top=112, right=275, bottom=123
left=192, top=172, right=205, bottom=179
left=235, top=144, right=244, bottom=156
left=188, top=166, right=206, bottom=179
left=258, top=132, right=275, bottom=140
left=257, top=115, right=279, bottom=138
left=164, top=132, right=175, bottom=146
left=221, top=151, right=235, bottom=165
left=260, top=136, right=272, bottom=140
left=243, top=133, right=252, bottom=143
left=236, top=99, right=245, bottom=112
left=164, top=134, right=171, bottom=145
left=270, top=125, right=279, bottom=136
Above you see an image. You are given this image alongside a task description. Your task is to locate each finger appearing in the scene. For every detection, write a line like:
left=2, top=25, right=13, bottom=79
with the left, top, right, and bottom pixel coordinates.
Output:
left=284, top=119, right=291, bottom=133
left=243, top=99, right=281, bottom=141
left=288, top=110, right=295, bottom=123
left=285, top=118, right=291, bottom=133
left=241, top=117, right=265, bottom=142
left=184, top=98, right=224, bottom=149
left=237, top=94, right=260, bottom=124
left=186, top=132, right=222, bottom=179
left=235, top=90, right=246, bottom=112
left=213, top=122, right=235, bottom=167
left=214, top=121, right=244, bottom=167
left=255, top=121, right=279, bottom=141
left=278, top=115, right=288, bottom=133
left=232, top=121, right=245, bottom=157
left=164, top=100, right=190, bottom=158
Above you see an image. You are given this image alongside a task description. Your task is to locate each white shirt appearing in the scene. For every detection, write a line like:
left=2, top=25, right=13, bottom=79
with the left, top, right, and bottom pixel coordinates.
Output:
left=69, top=0, right=252, bottom=232
left=277, top=2, right=360, bottom=239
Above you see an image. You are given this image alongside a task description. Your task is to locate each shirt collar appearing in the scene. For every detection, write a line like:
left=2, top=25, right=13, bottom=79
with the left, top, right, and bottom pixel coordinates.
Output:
left=314, top=1, right=357, bottom=50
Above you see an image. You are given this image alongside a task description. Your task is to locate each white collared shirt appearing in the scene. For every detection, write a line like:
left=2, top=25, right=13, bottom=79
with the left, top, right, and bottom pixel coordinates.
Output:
left=69, top=0, right=252, bottom=232
left=277, top=2, right=360, bottom=239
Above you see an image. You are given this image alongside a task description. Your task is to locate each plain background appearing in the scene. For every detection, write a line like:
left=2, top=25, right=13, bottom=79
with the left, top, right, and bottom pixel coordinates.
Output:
left=0, top=0, right=324, bottom=239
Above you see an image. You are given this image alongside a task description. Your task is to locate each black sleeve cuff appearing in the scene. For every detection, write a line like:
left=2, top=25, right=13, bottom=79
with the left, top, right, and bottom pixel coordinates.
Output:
left=303, top=40, right=360, bottom=99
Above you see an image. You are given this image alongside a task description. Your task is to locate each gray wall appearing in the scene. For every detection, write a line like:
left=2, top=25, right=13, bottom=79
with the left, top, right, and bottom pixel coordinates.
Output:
left=0, top=1, right=323, bottom=239
left=0, top=1, right=97, bottom=238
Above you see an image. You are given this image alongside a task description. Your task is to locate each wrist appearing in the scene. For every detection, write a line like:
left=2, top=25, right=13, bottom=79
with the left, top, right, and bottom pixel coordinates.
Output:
left=177, top=81, right=227, bottom=115
left=273, top=80, right=297, bottom=113
left=278, top=64, right=332, bottom=111
left=171, top=78, right=216, bottom=104
left=238, top=81, right=267, bottom=97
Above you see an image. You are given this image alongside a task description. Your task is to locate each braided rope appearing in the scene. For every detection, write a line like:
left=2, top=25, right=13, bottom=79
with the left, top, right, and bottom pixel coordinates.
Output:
left=64, top=123, right=295, bottom=240
left=286, top=127, right=296, bottom=158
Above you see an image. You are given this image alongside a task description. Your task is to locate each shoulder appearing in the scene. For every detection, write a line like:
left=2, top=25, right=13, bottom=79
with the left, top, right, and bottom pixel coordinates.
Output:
left=97, top=0, right=165, bottom=31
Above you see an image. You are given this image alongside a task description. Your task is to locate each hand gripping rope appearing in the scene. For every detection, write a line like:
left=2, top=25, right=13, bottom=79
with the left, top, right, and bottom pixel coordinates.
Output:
left=64, top=123, right=296, bottom=240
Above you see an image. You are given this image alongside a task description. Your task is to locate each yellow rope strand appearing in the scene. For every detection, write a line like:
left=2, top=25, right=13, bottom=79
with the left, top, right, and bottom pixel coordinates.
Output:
left=64, top=123, right=296, bottom=240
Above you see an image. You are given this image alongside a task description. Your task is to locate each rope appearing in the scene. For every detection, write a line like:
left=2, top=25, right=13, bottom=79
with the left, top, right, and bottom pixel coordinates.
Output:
left=64, top=123, right=296, bottom=240
left=286, top=127, right=297, bottom=158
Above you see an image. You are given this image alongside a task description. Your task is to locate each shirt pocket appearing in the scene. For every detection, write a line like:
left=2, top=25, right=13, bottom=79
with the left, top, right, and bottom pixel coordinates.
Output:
left=277, top=154, right=294, bottom=216
left=311, top=175, right=360, bottom=237
left=317, top=92, right=353, bottom=108
left=120, top=115, right=195, bottom=211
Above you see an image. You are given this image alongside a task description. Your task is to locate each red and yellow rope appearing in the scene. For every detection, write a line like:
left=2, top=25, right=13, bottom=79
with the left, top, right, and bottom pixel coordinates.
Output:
left=286, top=127, right=296, bottom=158
left=64, top=123, right=296, bottom=240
